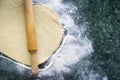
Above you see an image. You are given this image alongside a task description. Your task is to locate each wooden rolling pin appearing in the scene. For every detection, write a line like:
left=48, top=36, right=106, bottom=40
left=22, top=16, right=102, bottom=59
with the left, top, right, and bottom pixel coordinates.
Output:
left=24, top=0, right=39, bottom=75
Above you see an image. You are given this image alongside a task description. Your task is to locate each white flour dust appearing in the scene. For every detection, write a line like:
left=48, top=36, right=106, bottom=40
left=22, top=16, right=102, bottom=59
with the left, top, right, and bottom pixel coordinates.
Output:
left=33, top=0, right=93, bottom=77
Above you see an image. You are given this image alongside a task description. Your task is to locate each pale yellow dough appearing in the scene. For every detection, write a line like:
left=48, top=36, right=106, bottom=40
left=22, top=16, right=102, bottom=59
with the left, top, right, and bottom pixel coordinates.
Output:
left=0, top=0, right=63, bottom=65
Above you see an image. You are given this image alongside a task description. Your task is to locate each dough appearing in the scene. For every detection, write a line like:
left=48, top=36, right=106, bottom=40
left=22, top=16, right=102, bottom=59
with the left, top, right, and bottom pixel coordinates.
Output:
left=0, top=0, right=63, bottom=65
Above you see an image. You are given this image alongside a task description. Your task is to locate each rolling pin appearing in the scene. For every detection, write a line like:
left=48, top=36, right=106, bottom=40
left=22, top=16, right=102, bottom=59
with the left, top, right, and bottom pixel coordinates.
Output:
left=24, top=0, right=39, bottom=75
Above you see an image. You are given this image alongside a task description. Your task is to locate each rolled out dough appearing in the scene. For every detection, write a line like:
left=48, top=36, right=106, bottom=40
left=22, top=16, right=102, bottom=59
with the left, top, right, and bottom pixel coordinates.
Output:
left=0, top=0, right=63, bottom=65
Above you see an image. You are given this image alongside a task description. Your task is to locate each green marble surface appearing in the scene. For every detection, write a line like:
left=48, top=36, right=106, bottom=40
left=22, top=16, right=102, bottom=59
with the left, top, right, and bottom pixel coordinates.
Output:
left=87, top=0, right=120, bottom=80
left=69, top=0, right=120, bottom=80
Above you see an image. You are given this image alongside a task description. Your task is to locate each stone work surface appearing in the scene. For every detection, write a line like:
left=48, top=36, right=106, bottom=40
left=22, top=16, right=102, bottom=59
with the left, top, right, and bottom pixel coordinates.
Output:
left=86, top=0, right=120, bottom=80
